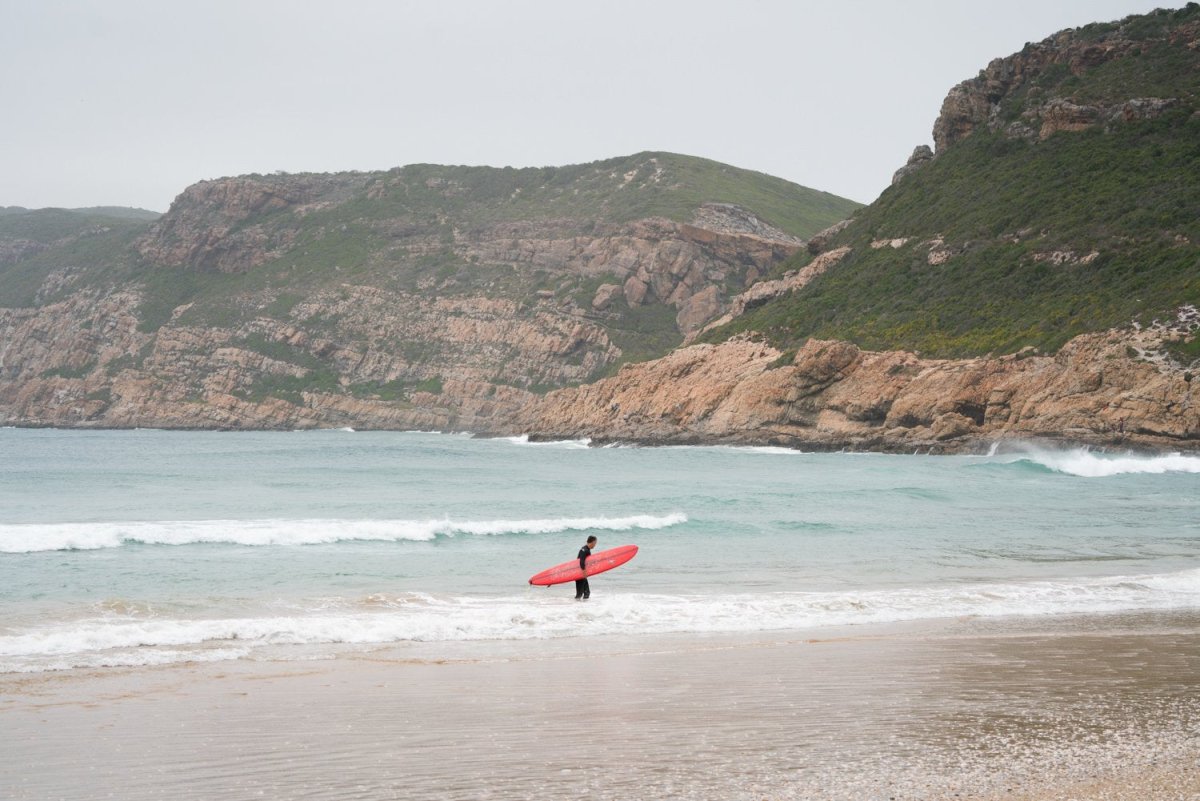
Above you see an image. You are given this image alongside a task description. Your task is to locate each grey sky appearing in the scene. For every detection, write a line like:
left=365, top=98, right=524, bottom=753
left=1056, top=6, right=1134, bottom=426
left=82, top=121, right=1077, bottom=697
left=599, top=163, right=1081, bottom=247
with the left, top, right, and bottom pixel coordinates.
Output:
left=0, top=0, right=1171, bottom=211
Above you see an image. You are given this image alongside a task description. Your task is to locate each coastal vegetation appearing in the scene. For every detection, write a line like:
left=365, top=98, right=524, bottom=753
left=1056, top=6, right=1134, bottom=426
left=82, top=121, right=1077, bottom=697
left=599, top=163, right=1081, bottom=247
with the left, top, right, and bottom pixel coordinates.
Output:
left=712, top=114, right=1200, bottom=357
left=0, top=208, right=150, bottom=307
left=707, top=7, right=1200, bottom=358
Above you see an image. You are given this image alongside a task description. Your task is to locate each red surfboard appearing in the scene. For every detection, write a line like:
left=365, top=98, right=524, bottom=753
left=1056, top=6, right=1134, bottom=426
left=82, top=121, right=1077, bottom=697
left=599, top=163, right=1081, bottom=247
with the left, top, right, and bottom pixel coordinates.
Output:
left=528, top=544, right=639, bottom=586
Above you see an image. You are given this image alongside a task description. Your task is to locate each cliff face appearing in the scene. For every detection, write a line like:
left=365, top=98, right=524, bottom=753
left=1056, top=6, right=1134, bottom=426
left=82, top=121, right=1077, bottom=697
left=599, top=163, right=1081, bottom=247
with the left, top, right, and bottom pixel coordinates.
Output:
left=931, top=11, right=1200, bottom=151
left=0, top=214, right=801, bottom=429
left=0, top=155, right=852, bottom=430
left=523, top=310, right=1200, bottom=452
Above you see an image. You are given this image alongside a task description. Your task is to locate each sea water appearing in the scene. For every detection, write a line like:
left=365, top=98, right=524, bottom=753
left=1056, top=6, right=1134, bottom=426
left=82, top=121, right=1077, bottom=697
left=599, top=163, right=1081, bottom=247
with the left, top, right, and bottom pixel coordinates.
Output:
left=2, top=428, right=1199, bottom=674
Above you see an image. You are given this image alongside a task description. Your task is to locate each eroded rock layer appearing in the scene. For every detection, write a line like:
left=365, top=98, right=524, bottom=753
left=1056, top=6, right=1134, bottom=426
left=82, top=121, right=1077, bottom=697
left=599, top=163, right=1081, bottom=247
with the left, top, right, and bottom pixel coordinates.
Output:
left=521, top=316, right=1200, bottom=453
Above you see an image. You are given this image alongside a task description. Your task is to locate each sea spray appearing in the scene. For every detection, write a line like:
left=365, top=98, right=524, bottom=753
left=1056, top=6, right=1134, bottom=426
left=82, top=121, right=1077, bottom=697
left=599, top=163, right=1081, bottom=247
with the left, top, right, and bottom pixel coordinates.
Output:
left=993, top=444, right=1200, bottom=477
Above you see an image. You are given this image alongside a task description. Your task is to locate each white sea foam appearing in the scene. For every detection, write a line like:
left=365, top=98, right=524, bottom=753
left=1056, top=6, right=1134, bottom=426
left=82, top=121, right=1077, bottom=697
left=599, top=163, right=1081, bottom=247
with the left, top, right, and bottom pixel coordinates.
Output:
left=501, top=435, right=592, bottom=449
left=998, top=446, right=1200, bottom=477
left=4, top=568, right=1199, bottom=673
left=0, top=513, right=688, bottom=554
left=671, top=444, right=807, bottom=455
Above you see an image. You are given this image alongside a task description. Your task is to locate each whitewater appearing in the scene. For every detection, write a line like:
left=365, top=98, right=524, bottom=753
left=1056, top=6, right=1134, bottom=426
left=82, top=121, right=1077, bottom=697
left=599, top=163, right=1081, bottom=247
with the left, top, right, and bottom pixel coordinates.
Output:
left=2, top=428, right=1198, bottom=673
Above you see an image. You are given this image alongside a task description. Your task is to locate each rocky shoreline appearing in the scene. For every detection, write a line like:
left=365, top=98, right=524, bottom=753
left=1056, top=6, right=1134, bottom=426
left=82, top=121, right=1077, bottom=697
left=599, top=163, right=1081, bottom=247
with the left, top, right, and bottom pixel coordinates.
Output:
left=4, top=421, right=1195, bottom=457
left=516, top=314, right=1199, bottom=455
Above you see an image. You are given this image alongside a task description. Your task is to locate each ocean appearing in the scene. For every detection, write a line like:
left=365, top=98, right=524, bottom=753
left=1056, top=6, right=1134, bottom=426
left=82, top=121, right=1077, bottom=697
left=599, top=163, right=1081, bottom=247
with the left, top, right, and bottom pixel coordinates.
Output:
left=2, top=428, right=1199, bottom=675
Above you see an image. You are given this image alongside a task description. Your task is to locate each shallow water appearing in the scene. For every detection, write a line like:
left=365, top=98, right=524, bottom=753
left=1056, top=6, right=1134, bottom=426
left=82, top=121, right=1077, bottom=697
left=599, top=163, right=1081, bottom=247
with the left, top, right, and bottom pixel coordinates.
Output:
left=1, top=428, right=1199, bottom=673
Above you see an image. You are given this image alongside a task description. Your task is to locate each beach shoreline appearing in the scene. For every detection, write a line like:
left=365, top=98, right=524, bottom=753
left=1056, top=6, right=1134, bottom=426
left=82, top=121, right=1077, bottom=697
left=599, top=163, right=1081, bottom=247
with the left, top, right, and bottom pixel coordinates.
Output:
left=4, top=612, right=1198, bottom=800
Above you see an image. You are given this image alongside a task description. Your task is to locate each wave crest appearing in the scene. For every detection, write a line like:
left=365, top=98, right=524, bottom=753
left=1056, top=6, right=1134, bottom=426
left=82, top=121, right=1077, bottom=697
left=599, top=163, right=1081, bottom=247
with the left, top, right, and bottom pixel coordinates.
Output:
left=994, top=445, right=1200, bottom=477
left=0, top=513, right=687, bottom=554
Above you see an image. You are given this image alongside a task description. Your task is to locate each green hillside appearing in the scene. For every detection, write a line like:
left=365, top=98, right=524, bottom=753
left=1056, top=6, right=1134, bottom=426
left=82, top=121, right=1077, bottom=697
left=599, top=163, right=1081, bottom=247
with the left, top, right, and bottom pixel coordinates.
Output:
left=0, top=207, right=155, bottom=243
left=229, top=151, right=856, bottom=239
left=708, top=5, right=1200, bottom=358
left=0, top=208, right=153, bottom=307
left=444, top=151, right=863, bottom=238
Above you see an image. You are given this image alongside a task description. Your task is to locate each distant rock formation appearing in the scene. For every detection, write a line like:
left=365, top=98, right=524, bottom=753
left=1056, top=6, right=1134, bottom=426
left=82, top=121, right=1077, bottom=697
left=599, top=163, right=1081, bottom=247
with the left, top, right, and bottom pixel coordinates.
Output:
left=136, top=174, right=363, bottom=273
left=932, top=14, right=1199, bottom=151
left=1, top=155, right=851, bottom=431
left=890, top=146, right=934, bottom=185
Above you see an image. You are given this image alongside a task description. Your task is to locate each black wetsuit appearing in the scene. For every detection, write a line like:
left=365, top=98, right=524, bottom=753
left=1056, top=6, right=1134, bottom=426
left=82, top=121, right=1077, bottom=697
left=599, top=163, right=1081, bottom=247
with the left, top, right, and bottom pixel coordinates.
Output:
left=575, top=544, right=592, bottom=600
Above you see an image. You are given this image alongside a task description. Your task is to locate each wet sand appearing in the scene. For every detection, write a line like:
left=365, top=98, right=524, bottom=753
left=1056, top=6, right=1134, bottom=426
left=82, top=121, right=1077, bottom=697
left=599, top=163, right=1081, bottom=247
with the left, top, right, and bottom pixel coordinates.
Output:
left=3, top=612, right=1199, bottom=800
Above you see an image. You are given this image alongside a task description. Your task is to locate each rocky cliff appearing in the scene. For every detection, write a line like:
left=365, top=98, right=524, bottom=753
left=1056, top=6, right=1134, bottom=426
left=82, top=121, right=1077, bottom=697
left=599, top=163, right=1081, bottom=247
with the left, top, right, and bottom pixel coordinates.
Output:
left=931, top=10, right=1200, bottom=152
left=0, top=154, right=857, bottom=430
left=522, top=310, right=1199, bottom=452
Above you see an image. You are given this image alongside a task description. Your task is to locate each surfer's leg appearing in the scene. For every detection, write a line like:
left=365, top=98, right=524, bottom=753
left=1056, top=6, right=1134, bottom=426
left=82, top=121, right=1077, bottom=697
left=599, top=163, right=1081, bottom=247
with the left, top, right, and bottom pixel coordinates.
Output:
left=575, top=579, right=586, bottom=600
left=581, top=578, right=590, bottom=600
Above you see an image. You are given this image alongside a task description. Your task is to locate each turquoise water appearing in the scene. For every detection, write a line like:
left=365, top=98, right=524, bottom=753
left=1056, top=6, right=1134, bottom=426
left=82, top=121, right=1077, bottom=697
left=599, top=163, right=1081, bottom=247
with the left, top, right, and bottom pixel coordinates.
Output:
left=2, top=428, right=1199, bottom=673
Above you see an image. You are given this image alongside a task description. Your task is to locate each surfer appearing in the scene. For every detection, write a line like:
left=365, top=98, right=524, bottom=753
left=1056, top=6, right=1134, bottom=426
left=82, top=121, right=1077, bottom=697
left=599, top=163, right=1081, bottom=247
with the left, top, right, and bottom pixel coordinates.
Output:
left=575, top=535, right=596, bottom=600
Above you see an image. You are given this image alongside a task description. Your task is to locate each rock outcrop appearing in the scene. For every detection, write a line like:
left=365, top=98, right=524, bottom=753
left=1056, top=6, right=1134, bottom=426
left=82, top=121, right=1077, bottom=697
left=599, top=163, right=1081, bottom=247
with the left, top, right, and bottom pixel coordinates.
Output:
left=694, top=246, right=852, bottom=341
left=521, top=312, right=1200, bottom=453
left=890, top=145, right=934, bottom=185
left=136, top=174, right=366, bottom=273
left=456, top=214, right=801, bottom=332
left=0, top=286, right=555, bottom=431
left=931, top=14, right=1200, bottom=152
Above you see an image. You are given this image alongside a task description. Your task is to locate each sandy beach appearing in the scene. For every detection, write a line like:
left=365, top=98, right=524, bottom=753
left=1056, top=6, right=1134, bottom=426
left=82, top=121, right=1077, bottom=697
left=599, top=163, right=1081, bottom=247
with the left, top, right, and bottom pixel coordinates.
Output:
left=3, top=611, right=1198, bottom=800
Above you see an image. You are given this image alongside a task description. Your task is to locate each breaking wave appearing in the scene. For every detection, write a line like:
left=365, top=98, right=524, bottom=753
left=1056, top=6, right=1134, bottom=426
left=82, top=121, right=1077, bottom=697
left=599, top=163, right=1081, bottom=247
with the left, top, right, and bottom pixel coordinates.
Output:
left=4, top=567, right=1198, bottom=673
left=0, top=513, right=688, bottom=554
left=501, top=435, right=592, bottom=449
left=992, top=445, right=1200, bottom=477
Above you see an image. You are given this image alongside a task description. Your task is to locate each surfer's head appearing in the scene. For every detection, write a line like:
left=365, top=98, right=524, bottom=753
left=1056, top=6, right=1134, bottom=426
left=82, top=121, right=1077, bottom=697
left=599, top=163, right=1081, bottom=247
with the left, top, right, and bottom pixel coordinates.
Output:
left=586, top=536, right=597, bottom=546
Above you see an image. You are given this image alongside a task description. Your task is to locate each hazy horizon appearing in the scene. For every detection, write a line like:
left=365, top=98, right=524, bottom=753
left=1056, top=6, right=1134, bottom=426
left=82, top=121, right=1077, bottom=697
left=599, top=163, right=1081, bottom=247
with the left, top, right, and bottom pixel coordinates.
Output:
left=1, top=0, right=1172, bottom=212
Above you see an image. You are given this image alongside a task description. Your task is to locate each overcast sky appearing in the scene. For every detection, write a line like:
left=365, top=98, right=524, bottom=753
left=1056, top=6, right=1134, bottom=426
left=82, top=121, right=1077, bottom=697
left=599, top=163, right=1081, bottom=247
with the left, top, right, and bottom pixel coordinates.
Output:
left=0, top=0, right=1172, bottom=211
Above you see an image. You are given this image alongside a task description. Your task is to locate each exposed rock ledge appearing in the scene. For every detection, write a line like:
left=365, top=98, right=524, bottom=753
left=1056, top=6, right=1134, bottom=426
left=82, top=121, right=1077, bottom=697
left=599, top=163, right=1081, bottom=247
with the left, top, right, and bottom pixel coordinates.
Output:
left=517, top=322, right=1199, bottom=454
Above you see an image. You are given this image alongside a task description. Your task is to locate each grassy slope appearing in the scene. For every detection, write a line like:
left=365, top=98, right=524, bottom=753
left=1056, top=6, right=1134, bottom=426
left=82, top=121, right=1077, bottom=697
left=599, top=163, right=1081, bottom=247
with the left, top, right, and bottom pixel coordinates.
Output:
left=279, top=152, right=859, bottom=239
left=708, top=7, right=1200, bottom=358
left=0, top=209, right=153, bottom=306
left=0, top=208, right=155, bottom=244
